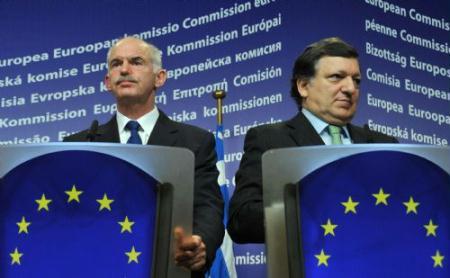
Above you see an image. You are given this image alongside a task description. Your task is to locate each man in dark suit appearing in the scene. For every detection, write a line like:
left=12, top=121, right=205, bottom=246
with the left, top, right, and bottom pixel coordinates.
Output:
left=64, top=37, right=223, bottom=275
left=228, top=37, right=398, bottom=244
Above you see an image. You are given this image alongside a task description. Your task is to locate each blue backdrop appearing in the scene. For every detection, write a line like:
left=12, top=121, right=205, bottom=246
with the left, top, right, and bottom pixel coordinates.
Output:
left=1, top=0, right=449, bottom=276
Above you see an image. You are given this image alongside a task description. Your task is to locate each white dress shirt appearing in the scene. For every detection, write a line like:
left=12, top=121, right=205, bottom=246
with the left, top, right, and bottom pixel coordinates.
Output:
left=116, top=107, right=159, bottom=144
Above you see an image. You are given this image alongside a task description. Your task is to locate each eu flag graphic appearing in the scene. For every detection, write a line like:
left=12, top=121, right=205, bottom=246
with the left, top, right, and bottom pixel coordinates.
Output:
left=0, top=151, right=158, bottom=277
left=299, top=151, right=449, bottom=277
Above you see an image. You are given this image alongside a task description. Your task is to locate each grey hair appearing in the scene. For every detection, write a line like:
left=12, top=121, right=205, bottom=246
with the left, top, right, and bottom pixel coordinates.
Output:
left=106, top=37, right=163, bottom=73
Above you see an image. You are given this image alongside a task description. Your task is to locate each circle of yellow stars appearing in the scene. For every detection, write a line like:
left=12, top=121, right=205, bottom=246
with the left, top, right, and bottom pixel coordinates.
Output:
left=315, top=187, right=445, bottom=269
left=9, top=184, right=141, bottom=266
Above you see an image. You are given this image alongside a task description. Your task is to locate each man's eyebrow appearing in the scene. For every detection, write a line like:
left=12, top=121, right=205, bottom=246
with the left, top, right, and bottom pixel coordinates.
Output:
left=326, top=70, right=346, bottom=75
left=333, top=69, right=361, bottom=76
left=109, top=56, right=145, bottom=64
left=109, top=57, right=122, bottom=64
left=130, top=56, right=145, bottom=61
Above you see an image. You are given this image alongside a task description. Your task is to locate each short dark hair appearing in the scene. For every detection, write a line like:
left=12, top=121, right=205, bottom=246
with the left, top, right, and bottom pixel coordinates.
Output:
left=290, top=37, right=359, bottom=109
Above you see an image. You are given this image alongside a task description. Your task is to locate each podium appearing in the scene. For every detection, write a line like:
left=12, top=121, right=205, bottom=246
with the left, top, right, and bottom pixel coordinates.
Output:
left=262, top=144, right=450, bottom=277
left=0, top=143, right=193, bottom=278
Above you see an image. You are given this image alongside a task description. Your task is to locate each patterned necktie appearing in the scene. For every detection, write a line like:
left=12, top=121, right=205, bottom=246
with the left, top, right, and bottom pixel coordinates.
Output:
left=126, top=121, right=142, bottom=144
left=328, top=125, right=343, bottom=145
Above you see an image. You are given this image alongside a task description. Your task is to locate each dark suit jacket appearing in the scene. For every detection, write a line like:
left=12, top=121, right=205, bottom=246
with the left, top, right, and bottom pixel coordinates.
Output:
left=227, top=112, right=398, bottom=243
left=64, top=111, right=224, bottom=275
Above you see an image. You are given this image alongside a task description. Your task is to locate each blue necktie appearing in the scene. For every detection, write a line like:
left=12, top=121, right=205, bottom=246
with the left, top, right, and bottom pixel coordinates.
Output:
left=126, top=121, right=142, bottom=144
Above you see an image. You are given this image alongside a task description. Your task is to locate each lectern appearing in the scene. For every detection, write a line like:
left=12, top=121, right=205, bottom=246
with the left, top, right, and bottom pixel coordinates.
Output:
left=263, top=144, right=450, bottom=277
left=0, top=143, right=193, bottom=278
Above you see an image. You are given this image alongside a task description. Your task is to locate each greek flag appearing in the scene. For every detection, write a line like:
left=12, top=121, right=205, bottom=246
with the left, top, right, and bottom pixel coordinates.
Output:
left=207, top=124, right=237, bottom=278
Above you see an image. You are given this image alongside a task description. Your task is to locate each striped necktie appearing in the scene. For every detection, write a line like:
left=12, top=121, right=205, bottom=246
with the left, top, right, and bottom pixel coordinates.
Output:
left=328, top=125, right=343, bottom=145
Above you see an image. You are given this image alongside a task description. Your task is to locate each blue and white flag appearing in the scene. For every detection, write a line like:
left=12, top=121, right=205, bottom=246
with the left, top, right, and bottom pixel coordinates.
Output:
left=299, top=151, right=449, bottom=277
left=208, top=124, right=237, bottom=278
left=0, top=150, right=158, bottom=277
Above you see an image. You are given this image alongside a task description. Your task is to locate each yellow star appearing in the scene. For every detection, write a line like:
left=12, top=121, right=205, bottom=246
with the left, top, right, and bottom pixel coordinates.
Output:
left=321, top=219, right=338, bottom=236
left=125, top=246, right=141, bottom=264
left=424, top=220, right=438, bottom=237
left=341, top=196, right=359, bottom=214
left=431, top=250, right=444, bottom=268
left=65, top=185, right=83, bottom=203
left=35, top=194, right=52, bottom=211
left=315, top=249, right=330, bottom=267
left=403, top=196, right=420, bottom=214
left=10, top=247, right=23, bottom=265
left=118, top=216, right=135, bottom=233
left=372, top=188, right=390, bottom=206
left=16, top=216, right=31, bottom=234
left=97, top=194, right=114, bottom=211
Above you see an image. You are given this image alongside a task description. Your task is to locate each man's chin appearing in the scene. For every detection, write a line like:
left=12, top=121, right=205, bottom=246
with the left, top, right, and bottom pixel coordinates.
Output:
left=335, top=101, right=353, bottom=109
left=329, top=111, right=355, bottom=125
left=116, top=93, right=151, bottom=105
left=115, top=90, right=138, bottom=98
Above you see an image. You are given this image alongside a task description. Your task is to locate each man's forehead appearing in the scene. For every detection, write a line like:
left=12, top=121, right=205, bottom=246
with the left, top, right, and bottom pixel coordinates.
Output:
left=315, top=56, right=360, bottom=73
left=109, top=41, right=149, bottom=60
left=109, top=53, right=146, bottom=60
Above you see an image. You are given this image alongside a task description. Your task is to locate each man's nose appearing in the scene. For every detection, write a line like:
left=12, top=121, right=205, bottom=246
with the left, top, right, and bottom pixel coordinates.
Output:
left=120, top=61, right=131, bottom=75
left=342, top=76, right=358, bottom=94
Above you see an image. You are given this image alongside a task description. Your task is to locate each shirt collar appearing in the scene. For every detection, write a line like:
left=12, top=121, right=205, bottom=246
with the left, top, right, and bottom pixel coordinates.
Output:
left=301, top=108, right=350, bottom=138
left=116, top=107, right=159, bottom=135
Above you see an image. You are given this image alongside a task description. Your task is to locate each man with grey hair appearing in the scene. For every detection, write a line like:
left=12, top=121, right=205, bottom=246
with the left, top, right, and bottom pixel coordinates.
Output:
left=65, top=37, right=224, bottom=276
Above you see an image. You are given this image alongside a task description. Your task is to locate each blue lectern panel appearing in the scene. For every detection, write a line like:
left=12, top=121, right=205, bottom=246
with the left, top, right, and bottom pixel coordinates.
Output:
left=299, top=151, right=449, bottom=277
left=0, top=151, right=158, bottom=277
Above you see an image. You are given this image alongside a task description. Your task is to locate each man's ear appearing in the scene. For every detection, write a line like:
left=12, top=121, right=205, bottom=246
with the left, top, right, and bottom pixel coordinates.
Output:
left=155, top=70, right=167, bottom=88
left=104, top=74, right=112, bottom=91
left=297, top=79, right=309, bottom=98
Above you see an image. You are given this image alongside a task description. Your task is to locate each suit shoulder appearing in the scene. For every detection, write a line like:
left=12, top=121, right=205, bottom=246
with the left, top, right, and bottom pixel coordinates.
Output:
left=351, top=125, right=398, bottom=143
left=170, top=120, right=213, bottom=140
left=246, top=120, right=289, bottom=136
left=63, top=129, right=89, bottom=142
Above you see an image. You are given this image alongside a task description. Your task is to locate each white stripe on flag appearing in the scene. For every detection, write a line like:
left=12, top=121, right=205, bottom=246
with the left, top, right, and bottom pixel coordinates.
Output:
left=221, top=230, right=237, bottom=278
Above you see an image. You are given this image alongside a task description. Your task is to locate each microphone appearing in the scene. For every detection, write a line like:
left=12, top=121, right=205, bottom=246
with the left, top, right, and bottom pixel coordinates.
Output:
left=86, top=120, right=99, bottom=142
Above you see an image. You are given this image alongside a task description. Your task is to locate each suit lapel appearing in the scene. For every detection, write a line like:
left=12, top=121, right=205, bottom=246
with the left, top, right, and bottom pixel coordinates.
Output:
left=286, top=112, right=325, bottom=146
left=96, top=111, right=179, bottom=145
left=348, top=124, right=370, bottom=143
left=147, top=111, right=178, bottom=147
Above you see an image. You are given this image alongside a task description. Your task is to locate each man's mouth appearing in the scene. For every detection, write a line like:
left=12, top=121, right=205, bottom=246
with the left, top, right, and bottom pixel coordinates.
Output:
left=336, top=99, right=352, bottom=107
left=117, top=79, right=137, bottom=85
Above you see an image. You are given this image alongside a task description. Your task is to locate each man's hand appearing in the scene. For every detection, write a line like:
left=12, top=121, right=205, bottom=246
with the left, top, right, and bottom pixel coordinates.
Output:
left=173, top=227, right=207, bottom=271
